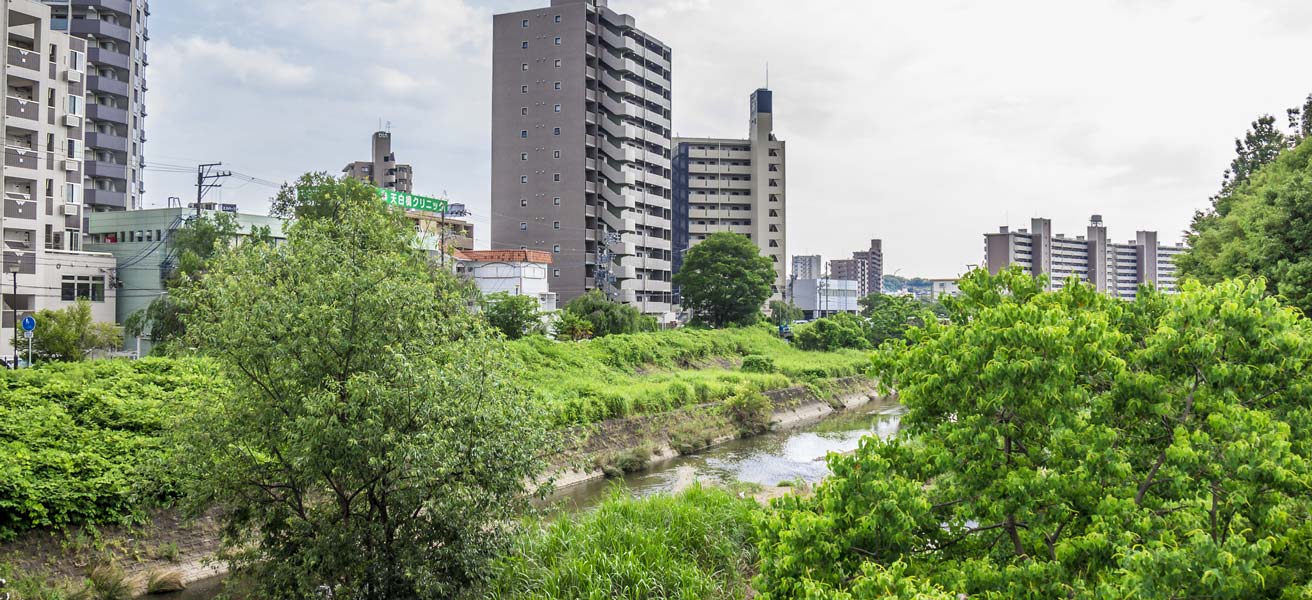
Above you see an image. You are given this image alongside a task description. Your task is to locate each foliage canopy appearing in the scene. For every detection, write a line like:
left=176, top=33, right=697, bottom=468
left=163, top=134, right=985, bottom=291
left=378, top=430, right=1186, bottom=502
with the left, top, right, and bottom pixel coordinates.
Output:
left=674, top=232, right=775, bottom=328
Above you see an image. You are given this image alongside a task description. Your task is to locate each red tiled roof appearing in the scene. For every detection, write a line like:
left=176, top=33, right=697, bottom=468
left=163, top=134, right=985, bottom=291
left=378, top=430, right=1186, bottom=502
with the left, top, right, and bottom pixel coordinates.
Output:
left=454, top=249, right=553, bottom=264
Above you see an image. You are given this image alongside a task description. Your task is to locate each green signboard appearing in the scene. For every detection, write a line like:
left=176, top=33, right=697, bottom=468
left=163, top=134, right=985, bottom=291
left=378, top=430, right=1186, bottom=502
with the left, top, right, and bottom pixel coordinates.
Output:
left=378, top=189, right=448, bottom=214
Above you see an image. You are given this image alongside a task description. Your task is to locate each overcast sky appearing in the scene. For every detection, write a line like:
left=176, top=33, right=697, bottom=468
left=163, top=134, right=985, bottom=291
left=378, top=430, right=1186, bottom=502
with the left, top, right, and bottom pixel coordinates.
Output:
left=145, top=0, right=1312, bottom=278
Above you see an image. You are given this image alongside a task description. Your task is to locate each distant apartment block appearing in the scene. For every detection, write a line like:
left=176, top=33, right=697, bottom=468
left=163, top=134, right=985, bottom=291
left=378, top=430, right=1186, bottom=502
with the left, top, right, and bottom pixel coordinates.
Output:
left=343, top=130, right=412, bottom=193
left=792, top=277, right=858, bottom=320
left=791, top=254, right=822, bottom=280
left=3, top=0, right=118, bottom=354
left=43, top=0, right=148, bottom=211
left=830, top=239, right=883, bottom=298
left=673, top=88, right=787, bottom=299
left=929, top=278, right=960, bottom=300
left=491, top=0, right=676, bottom=318
left=985, top=215, right=1183, bottom=299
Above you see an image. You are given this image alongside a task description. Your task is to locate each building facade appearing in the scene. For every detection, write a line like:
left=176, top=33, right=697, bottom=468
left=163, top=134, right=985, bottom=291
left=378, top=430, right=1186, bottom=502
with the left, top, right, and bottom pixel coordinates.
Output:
left=792, top=277, right=858, bottom=320
left=43, top=0, right=147, bottom=212
left=455, top=249, right=557, bottom=312
left=342, top=130, right=413, bottom=193
left=985, top=215, right=1183, bottom=299
left=673, top=88, right=787, bottom=298
left=791, top=254, right=821, bottom=280
left=491, top=0, right=675, bottom=318
left=3, top=0, right=118, bottom=356
left=829, top=239, right=883, bottom=298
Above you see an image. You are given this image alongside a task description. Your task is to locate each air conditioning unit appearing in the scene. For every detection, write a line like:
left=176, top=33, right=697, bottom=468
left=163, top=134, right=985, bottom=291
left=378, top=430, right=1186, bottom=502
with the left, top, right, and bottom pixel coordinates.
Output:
left=67, top=70, right=83, bottom=83
left=64, top=114, right=81, bottom=127
left=59, top=203, right=80, bottom=216
left=62, top=159, right=80, bottom=172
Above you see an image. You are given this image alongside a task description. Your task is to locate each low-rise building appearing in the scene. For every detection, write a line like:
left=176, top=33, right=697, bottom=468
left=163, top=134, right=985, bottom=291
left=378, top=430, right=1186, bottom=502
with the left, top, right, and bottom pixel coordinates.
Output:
left=929, top=278, right=961, bottom=300
left=792, top=277, right=859, bottom=320
left=455, top=249, right=557, bottom=312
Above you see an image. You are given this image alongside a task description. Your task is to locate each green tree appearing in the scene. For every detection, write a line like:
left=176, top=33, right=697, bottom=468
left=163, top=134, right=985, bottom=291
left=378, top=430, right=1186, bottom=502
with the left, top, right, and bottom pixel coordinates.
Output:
left=792, top=312, right=870, bottom=352
left=858, top=293, right=928, bottom=345
left=553, top=311, right=593, bottom=341
left=674, top=232, right=775, bottom=328
left=562, top=290, right=655, bottom=337
left=482, top=293, right=542, bottom=340
left=768, top=300, right=803, bottom=326
left=18, top=300, right=121, bottom=362
left=1178, top=136, right=1312, bottom=313
left=173, top=176, right=552, bottom=599
left=754, top=269, right=1312, bottom=598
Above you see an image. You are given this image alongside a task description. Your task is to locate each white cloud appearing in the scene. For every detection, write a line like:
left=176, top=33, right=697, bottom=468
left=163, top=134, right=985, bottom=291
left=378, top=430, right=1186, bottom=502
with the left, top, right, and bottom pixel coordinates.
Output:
left=155, top=37, right=314, bottom=88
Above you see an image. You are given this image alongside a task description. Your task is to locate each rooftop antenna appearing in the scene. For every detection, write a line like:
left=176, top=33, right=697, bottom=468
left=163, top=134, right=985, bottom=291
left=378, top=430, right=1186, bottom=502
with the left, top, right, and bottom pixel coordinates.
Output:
left=386, top=120, right=392, bottom=134
left=765, top=62, right=769, bottom=88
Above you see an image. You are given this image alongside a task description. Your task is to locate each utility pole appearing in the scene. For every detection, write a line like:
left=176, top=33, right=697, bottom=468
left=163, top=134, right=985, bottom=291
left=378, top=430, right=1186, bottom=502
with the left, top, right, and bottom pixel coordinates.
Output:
left=195, top=163, right=232, bottom=219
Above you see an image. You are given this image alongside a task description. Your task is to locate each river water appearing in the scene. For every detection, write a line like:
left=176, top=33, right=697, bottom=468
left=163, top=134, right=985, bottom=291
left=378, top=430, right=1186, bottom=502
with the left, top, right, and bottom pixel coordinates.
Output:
left=167, top=398, right=904, bottom=599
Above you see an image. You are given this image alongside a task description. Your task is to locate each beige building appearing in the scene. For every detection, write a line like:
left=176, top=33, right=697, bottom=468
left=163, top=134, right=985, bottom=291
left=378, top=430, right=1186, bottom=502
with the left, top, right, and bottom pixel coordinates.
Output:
left=343, top=130, right=413, bottom=193
left=673, top=88, right=786, bottom=299
left=491, top=0, right=676, bottom=319
left=3, top=0, right=117, bottom=357
left=829, top=239, right=884, bottom=298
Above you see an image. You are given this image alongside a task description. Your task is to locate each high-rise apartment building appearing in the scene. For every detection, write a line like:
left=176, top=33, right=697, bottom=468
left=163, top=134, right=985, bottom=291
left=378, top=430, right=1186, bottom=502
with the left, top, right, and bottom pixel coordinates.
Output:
left=3, top=0, right=118, bottom=356
left=791, top=254, right=822, bottom=280
left=673, top=88, right=787, bottom=298
left=985, top=215, right=1183, bottom=299
left=830, top=239, right=883, bottom=298
left=342, top=130, right=413, bottom=193
left=491, top=0, right=675, bottom=318
left=43, top=0, right=148, bottom=212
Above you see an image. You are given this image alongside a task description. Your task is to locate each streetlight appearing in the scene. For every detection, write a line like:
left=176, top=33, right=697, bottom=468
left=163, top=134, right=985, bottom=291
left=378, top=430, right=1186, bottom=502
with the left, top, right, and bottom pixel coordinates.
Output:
left=7, top=263, right=19, bottom=370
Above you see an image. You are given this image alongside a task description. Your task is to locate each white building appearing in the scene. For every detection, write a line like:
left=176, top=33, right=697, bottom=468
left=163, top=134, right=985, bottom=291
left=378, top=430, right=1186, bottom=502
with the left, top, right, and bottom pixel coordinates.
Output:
left=455, top=249, right=558, bottom=312
left=3, top=0, right=117, bottom=356
left=929, top=278, right=960, bottom=300
left=791, top=254, right=822, bottom=281
left=792, top=277, right=859, bottom=320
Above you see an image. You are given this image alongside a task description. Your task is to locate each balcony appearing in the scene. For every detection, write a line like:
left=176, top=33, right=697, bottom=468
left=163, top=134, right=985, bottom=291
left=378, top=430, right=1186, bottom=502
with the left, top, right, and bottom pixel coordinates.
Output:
left=87, top=75, right=130, bottom=97
left=3, top=197, right=37, bottom=220
left=72, top=0, right=134, bottom=15
left=71, top=19, right=132, bottom=43
left=7, top=46, right=40, bottom=72
left=5, top=96, right=39, bottom=121
left=84, top=188, right=128, bottom=209
left=4, top=147, right=38, bottom=171
left=87, top=47, right=130, bottom=70
left=87, top=103, right=129, bottom=125
left=86, top=132, right=129, bottom=153
left=86, top=160, right=129, bottom=180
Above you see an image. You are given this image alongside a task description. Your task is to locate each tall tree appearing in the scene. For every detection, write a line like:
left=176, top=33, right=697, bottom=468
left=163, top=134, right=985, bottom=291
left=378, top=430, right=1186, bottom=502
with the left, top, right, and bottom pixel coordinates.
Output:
left=481, top=292, right=542, bottom=340
left=673, top=232, right=775, bottom=328
left=18, top=300, right=121, bottom=362
left=561, top=290, right=654, bottom=337
left=173, top=176, right=552, bottom=599
left=767, top=300, right=803, bottom=326
left=858, top=293, right=928, bottom=345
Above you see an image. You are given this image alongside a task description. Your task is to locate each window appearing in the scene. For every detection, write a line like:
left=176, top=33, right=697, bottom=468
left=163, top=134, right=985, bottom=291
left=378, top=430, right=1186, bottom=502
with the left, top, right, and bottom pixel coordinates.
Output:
left=769, top=209, right=779, bottom=217
left=66, top=139, right=81, bottom=159
left=60, top=275, right=105, bottom=302
left=554, top=81, right=561, bottom=90
left=769, top=164, right=779, bottom=172
left=553, top=197, right=561, bottom=205
left=769, top=148, right=779, bottom=157
left=769, top=194, right=780, bottom=202
left=554, top=15, right=561, bottom=23
left=553, top=244, right=561, bottom=253
left=553, top=127, right=561, bottom=135
left=554, top=269, right=561, bottom=278
left=553, top=173, right=561, bottom=182
left=521, top=107, right=528, bottom=116
left=553, top=150, right=561, bottom=159
left=520, top=222, right=528, bottom=231
left=553, top=221, right=561, bottom=229
left=521, top=198, right=528, bottom=207
left=520, top=175, right=528, bottom=184
left=521, top=41, right=529, bottom=49
left=769, top=224, right=779, bottom=233
left=521, top=85, right=528, bottom=93
left=521, top=63, right=529, bottom=71
left=521, top=19, right=529, bottom=27
left=769, top=179, right=779, bottom=186
left=554, top=104, right=561, bottom=112
left=520, top=129, right=528, bottom=138
left=67, top=94, right=81, bottom=116
left=769, top=240, right=779, bottom=247
left=65, top=183, right=80, bottom=203
left=521, top=152, right=528, bottom=160
left=555, top=59, right=561, bottom=68
left=554, top=37, right=562, bottom=45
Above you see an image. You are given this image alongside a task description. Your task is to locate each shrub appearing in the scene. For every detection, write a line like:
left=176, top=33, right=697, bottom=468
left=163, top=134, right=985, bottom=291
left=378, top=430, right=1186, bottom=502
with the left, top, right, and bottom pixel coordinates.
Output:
left=144, top=570, right=185, bottom=595
left=722, top=386, right=773, bottom=436
left=81, top=565, right=131, bottom=600
left=793, top=313, right=871, bottom=352
left=741, top=354, right=777, bottom=374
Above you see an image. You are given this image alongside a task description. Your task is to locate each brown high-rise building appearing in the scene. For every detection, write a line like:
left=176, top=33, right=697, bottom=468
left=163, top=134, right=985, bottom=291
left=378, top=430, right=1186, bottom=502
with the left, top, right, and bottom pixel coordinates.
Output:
left=830, top=239, right=883, bottom=298
left=342, top=130, right=412, bottom=193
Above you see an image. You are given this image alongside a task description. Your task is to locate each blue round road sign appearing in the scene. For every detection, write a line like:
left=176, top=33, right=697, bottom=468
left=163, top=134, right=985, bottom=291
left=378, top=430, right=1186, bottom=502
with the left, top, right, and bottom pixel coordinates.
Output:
left=21, top=316, right=35, bottom=332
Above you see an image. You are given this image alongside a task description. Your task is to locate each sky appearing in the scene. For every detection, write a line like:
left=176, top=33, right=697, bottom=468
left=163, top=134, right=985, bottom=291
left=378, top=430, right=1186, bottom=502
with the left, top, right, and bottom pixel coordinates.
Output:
left=144, top=0, right=1312, bottom=278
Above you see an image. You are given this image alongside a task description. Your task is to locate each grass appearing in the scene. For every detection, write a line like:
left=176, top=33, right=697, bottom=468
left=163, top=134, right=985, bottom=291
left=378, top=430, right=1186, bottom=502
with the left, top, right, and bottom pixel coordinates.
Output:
left=509, top=326, right=871, bottom=426
left=484, top=486, right=760, bottom=599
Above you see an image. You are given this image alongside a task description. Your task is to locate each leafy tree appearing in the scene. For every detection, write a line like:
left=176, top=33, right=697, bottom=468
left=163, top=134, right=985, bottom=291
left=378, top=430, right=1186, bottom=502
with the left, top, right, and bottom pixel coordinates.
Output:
left=173, top=176, right=552, bottom=599
left=553, top=311, right=593, bottom=341
left=270, top=171, right=346, bottom=221
left=768, top=300, right=803, bottom=326
left=1178, top=136, right=1312, bottom=313
left=482, top=293, right=542, bottom=340
left=858, top=293, right=928, bottom=345
left=755, top=269, right=1312, bottom=598
left=17, top=300, right=121, bottom=363
left=562, top=289, right=655, bottom=337
left=674, top=232, right=775, bottom=328
left=792, top=312, right=869, bottom=352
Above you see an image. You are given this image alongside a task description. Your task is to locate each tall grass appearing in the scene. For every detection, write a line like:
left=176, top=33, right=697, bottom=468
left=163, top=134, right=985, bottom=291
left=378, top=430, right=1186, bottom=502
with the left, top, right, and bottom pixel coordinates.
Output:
left=484, top=486, right=759, bottom=599
left=508, top=326, right=871, bottom=426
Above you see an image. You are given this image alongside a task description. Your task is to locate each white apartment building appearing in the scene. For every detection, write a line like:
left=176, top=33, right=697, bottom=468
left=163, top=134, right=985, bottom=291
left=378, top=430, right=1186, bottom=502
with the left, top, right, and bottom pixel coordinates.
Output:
left=3, top=0, right=116, bottom=356
left=455, top=249, right=558, bottom=312
left=674, top=88, right=787, bottom=300
left=791, top=254, right=822, bottom=280
left=792, top=277, right=859, bottom=320
left=985, top=215, right=1183, bottom=300
left=491, top=0, right=676, bottom=320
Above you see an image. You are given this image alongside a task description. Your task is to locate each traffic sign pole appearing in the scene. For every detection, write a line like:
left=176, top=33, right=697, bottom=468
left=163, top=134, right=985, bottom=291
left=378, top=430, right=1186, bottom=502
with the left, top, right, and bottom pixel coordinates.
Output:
left=20, top=316, right=35, bottom=369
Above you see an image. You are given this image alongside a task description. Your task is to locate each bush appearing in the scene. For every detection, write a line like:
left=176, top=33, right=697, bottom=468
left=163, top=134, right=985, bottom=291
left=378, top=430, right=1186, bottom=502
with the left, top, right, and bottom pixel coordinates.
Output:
left=793, top=313, right=871, bottom=352
left=741, top=354, right=777, bottom=374
left=722, top=386, right=773, bottom=436
left=144, top=570, right=185, bottom=595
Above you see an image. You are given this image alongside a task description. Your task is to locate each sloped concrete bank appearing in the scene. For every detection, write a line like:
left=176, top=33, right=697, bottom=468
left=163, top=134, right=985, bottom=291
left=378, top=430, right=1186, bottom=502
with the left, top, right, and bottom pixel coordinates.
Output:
left=550, top=376, right=883, bottom=489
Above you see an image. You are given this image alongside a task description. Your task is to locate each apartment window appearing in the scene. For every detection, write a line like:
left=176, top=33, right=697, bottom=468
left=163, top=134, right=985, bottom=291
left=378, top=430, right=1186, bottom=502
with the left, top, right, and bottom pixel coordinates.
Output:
left=769, top=209, right=779, bottom=217
left=521, top=198, right=528, bottom=207
left=769, top=179, right=779, bottom=186
left=66, top=139, right=81, bottom=159
left=553, top=173, right=561, bottom=182
left=521, top=19, right=529, bottom=27
left=554, top=269, right=561, bottom=278
left=553, top=244, right=561, bottom=253
left=553, top=221, right=560, bottom=229
left=521, top=152, right=528, bottom=161
left=769, top=164, right=779, bottom=172
left=70, top=50, right=83, bottom=71
left=521, top=63, right=529, bottom=71
left=553, top=150, right=561, bottom=159
left=554, top=15, right=561, bottom=23
left=553, top=127, right=561, bottom=135
left=521, top=41, right=529, bottom=49
left=769, top=225, right=779, bottom=233
left=521, top=107, right=528, bottom=116
left=520, top=129, right=528, bottom=138
left=769, top=240, right=779, bottom=248
left=65, top=183, right=80, bottom=203
left=554, top=37, right=562, bottom=45
left=554, top=81, right=561, bottom=90
left=554, top=104, right=561, bottom=112
left=769, top=148, right=779, bottom=157
left=553, top=197, right=561, bottom=205
left=520, top=222, right=528, bottom=231
left=555, top=59, right=561, bottom=68
left=61, top=275, right=105, bottom=302
left=520, top=175, right=528, bottom=184
left=769, top=194, right=780, bottom=202
left=521, top=85, right=528, bottom=93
